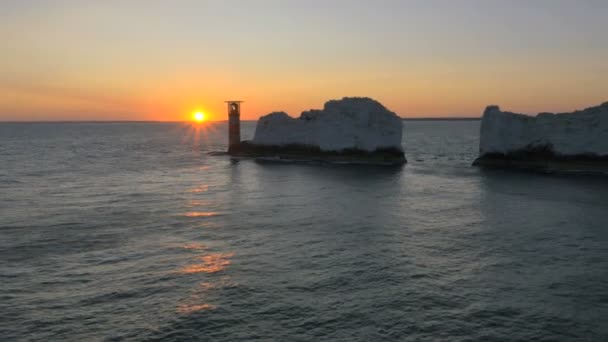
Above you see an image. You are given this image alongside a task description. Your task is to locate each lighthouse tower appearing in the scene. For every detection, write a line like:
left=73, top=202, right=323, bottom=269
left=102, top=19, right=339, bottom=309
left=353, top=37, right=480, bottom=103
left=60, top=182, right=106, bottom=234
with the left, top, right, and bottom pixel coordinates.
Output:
left=225, top=100, right=242, bottom=151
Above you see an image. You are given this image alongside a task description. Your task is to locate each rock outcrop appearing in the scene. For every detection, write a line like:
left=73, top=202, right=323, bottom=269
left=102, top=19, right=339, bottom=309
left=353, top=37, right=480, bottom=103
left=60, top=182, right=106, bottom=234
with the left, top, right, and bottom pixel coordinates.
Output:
left=229, top=97, right=406, bottom=165
left=473, top=102, right=608, bottom=174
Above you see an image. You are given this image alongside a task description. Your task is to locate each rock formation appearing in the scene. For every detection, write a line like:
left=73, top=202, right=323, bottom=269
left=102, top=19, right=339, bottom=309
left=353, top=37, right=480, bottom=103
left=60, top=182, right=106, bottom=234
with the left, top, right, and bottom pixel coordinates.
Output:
left=473, top=102, right=608, bottom=174
left=230, top=97, right=406, bottom=165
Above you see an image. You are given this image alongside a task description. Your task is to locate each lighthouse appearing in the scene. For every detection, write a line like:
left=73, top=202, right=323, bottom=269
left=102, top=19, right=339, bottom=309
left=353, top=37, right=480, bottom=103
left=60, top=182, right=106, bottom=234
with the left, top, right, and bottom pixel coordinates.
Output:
left=225, top=100, right=242, bottom=151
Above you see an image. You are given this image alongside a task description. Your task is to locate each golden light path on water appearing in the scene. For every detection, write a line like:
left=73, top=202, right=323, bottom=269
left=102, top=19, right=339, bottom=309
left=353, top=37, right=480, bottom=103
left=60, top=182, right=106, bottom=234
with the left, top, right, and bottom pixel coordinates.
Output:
left=181, top=243, right=207, bottom=251
left=181, top=212, right=218, bottom=218
left=176, top=277, right=240, bottom=314
left=176, top=249, right=236, bottom=314
left=176, top=303, right=216, bottom=314
left=188, top=185, right=209, bottom=193
left=180, top=253, right=235, bottom=275
left=174, top=173, right=236, bottom=315
left=172, top=119, right=243, bottom=315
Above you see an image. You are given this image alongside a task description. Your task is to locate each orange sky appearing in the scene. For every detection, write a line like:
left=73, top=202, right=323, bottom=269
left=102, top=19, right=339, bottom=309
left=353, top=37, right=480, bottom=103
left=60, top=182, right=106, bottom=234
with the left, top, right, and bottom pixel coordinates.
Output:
left=1, top=1, right=607, bottom=121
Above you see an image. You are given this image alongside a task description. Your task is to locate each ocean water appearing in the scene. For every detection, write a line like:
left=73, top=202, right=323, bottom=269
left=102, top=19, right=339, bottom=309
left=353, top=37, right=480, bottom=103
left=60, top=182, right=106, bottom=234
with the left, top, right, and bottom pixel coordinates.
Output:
left=1, top=121, right=607, bottom=341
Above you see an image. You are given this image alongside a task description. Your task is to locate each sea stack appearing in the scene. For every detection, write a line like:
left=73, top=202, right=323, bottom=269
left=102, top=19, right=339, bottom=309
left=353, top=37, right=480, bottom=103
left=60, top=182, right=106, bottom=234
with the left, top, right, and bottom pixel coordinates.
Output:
left=229, top=97, right=406, bottom=165
left=473, top=102, right=608, bottom=174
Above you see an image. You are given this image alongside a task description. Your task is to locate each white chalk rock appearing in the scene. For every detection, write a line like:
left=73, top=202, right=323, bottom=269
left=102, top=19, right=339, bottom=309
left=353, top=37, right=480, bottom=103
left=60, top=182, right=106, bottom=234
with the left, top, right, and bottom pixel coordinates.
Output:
left=479, top=102, right=608, bottom=157
left=252, top=97, right=403, bottom=152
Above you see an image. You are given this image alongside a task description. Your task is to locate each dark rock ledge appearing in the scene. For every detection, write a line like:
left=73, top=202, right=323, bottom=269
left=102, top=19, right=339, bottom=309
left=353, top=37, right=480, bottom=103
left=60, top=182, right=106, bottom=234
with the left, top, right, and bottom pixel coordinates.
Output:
left=473, top=145, right=608, bottom=175
left=228, top=141, right=407, bottom=166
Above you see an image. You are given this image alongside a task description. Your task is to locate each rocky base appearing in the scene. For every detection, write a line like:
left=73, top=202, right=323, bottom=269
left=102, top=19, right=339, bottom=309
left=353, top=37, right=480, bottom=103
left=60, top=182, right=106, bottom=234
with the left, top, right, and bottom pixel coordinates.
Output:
left=473, top=150, right=608, bottom=175
left=228, top=141, right=406, bottom=166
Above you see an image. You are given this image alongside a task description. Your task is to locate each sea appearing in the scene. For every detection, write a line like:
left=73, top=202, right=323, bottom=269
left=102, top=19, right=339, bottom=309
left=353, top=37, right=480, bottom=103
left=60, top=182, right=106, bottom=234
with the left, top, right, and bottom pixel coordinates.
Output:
left=1, top=121, right=607, bottom=341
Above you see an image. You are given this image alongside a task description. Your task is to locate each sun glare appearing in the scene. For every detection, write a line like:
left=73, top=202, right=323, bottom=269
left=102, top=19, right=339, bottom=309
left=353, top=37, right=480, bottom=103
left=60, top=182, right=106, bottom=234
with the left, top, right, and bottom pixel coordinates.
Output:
left=193, top=111, right=205, bottom=122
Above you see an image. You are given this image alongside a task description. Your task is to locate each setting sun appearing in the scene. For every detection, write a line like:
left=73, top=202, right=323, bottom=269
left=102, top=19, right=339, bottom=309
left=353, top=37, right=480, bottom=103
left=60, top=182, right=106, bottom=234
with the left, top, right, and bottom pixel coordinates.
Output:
left=193, top=111, right=205, bottom=122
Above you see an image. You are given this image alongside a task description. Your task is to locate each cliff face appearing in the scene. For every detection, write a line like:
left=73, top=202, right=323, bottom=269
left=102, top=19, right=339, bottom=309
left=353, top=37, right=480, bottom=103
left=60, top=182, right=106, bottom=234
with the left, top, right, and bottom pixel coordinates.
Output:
left=252, top=97, right=403, bottom=152
left=478, top=102, right=608, bottom=158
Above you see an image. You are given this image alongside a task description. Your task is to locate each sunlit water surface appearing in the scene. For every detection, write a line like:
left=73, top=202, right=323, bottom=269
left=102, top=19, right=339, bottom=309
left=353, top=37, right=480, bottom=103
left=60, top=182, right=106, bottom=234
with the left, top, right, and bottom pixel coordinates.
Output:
left=1, top=121, right=607, bottom=341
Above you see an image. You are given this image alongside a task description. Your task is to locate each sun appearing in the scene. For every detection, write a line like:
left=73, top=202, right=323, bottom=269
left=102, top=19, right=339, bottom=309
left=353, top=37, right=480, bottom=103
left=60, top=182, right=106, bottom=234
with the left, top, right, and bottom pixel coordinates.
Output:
left=193, top=111, right=205, bottom=122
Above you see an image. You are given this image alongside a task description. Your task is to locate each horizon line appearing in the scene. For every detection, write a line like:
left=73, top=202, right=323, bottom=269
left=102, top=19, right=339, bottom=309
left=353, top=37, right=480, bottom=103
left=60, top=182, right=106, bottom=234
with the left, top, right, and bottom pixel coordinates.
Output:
left=0, top=116, right=482, bottom=123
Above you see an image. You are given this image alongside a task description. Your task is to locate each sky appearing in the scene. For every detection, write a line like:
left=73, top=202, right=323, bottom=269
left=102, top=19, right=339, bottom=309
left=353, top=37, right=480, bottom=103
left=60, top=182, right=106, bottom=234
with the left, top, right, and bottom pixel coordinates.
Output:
left=1, top=0, right=607, bottom=121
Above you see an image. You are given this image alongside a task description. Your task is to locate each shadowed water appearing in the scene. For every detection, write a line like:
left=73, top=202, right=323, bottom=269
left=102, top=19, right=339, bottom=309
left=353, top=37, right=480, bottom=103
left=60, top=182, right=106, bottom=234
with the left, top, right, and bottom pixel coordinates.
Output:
left=1, top=121, right=607, bottom=341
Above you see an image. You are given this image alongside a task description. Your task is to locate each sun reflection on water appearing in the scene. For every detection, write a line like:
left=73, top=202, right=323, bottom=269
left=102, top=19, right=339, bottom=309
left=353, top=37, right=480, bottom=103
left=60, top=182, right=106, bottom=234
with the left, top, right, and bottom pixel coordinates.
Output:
left=176, top=303, right=216, bottom=314
left=180, top=252, right=234, bottom=274
left=187, top=199, right=213, bottom=207
left=181, top=242, right=207, bottom=250
left=176, top=277, right=239, bottom=314
left=199, top=277, right=239, bottom=291
left=188, top=184, right=209, bottom=193
left=176, top=253, right=237, bottom=314
left=181, top=211, right=218, bottom=218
